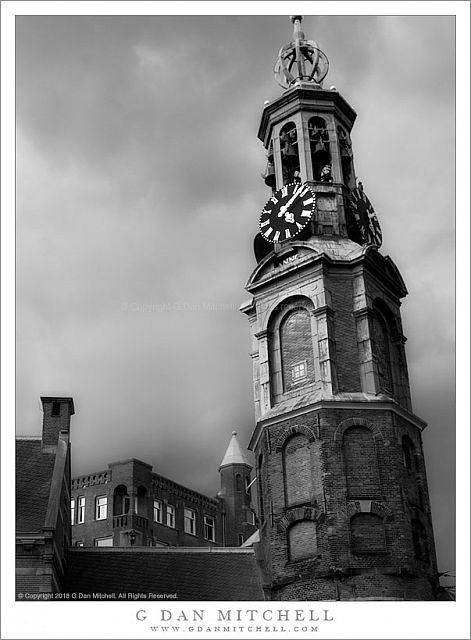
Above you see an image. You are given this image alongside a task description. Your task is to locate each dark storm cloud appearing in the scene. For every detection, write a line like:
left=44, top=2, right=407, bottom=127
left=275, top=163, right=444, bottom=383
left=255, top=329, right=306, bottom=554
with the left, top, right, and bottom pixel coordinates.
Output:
left=15, top=14, right=455, bottom=579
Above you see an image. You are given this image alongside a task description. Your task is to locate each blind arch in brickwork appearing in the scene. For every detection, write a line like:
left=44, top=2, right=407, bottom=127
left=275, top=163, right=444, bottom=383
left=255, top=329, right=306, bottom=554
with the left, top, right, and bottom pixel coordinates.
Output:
left=342, top=425, right=381, bottom=499
left=274, top=424, right=317, bottom=452
left=283, top=433, right=313, bottom=507
left=267, top=295, right=319, bottom=401
left=333, top=417, right=384, bottom=443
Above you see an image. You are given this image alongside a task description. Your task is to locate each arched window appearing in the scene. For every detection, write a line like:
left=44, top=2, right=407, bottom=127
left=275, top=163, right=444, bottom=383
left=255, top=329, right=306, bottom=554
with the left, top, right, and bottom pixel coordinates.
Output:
left=342, top=426, right=380, bottom=498
left=236, top=474, right=242, bottom=492
left=402, top=435, right=416, bottom=472
left=309, top=116, right=330, bottom=181
left=283, top=433, right=312, bottom=506
left=113, top=485, right=129, bottom=516
left=279, top=122, right=300, bottom=185
left=280, top=308, right=315, bottom=393
left=350, top=513, right=386, bottom=553
left=288, top=520, right=317, bottom=561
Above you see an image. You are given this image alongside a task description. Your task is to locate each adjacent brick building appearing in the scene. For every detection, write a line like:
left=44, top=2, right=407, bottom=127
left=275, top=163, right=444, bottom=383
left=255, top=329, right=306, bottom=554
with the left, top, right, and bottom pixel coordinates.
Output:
left=70, top=431, right=256, bottom=549
left=16, top=397, right=74, bottom=596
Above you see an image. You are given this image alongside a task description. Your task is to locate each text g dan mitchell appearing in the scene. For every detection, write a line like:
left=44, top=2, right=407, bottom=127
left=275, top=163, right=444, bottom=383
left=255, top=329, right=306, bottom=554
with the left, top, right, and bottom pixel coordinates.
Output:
left=136, top=608, right=334, bottom=623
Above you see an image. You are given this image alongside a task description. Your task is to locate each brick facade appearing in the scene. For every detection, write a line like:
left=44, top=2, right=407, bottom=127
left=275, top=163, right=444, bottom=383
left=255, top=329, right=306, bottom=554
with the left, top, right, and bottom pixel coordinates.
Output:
left=71, top=435, right=257, bottom=549
left=71, top=459, right=224, bottom=548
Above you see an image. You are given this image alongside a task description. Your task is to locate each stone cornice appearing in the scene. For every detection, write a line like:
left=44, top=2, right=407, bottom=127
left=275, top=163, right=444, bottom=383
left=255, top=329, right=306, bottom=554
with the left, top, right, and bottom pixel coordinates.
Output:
left=248, top=398, right=427, bottom=451
left=257, top=86, right=357, bottom=146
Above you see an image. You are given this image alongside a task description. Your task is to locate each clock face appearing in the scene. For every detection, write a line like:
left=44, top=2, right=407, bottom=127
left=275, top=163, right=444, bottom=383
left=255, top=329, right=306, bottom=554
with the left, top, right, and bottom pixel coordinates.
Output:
left=349, top=184, right=382, bottom=247
left=259, top=183, right=316, bottom=244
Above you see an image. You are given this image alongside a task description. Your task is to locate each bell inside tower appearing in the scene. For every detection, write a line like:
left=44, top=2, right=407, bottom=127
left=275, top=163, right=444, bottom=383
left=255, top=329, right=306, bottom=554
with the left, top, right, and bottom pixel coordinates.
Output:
left=280, top=122, right=301, bottom=185
left=309, top=116, right=331, bottom=182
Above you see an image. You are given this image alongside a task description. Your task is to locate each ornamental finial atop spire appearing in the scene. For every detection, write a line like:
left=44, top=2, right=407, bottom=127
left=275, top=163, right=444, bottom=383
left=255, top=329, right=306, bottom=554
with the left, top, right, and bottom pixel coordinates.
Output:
left=274, top=15, right=329, bottom=90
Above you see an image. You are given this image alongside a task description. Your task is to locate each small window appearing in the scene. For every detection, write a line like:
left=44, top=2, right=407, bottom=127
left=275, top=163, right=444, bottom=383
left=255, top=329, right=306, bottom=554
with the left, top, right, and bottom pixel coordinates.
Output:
left=94, top=536, right=113, bottom=547
left=77, top=496, right=85, bottom=524
left=236, top=474, right=242, bottom=492
left=75, top=541, right=84, bottom=547
left=95, top=496, right=107, bottom=520
left=166, top=504, right=175, bottom=528
left=51, top=401, right=61, bottom=416
left=204, top=515, right=215, bottom=542
left=184, top=508, right=196, bottom=535
left=153, top=499, right=163, bottom=523
left=71, top=498, right=76, bottom=525
left=292, top=360, right=307, bottom=382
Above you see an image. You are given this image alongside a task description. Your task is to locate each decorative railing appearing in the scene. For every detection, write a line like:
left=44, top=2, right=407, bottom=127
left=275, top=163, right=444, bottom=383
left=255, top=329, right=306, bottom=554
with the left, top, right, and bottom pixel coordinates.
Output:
left=113, top=513, right=148, bottom=530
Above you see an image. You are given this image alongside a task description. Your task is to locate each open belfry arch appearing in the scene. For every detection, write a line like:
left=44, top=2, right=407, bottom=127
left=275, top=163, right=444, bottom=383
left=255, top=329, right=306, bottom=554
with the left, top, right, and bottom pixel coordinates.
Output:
left=241, top=16, right=439, bottom=600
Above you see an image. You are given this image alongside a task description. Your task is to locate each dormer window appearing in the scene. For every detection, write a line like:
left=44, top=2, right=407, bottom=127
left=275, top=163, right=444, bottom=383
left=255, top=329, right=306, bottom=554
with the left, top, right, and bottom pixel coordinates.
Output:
left=51, top=401, right=60, bottom=417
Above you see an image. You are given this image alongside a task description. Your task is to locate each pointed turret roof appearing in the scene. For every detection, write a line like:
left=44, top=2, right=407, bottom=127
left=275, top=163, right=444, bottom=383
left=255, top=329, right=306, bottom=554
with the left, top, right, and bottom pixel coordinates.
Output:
left=219, top=431, right=252, bottom=470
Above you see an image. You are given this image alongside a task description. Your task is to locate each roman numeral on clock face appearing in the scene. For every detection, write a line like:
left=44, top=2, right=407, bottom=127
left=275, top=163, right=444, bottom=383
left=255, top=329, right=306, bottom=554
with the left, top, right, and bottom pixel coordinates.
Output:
left=281, top=185, right=289, bottom=198
left=264, top=227, right=273, bottom=238
left=273, top=231, right=280, bottom=242
left=260, top=220, right=270, bottom=228
left=285, top=229, right=291, bottom=239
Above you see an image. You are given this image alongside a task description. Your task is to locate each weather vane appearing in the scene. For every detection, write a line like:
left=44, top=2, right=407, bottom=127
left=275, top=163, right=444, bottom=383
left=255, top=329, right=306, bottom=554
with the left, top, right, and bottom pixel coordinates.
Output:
left=274, top=15, right=329, bottom=89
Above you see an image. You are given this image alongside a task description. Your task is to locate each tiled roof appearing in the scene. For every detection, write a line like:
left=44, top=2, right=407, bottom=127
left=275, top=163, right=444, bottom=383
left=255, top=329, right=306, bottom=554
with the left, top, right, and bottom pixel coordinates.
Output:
left=16, top=439, right=56, bottom=532
left=65, top=548, right=265, bottom=600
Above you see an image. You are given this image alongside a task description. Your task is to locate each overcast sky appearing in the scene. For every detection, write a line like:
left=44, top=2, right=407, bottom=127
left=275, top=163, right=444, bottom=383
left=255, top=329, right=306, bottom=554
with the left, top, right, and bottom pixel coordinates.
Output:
left=14, top=13, right=456, bottom=576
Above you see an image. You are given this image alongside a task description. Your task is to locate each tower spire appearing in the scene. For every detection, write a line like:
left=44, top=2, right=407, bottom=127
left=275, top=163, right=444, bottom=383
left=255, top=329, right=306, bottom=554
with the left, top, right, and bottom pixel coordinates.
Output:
left=219, top=431, right=251, bottom=470
left=275, top=15, right=329, bottom=90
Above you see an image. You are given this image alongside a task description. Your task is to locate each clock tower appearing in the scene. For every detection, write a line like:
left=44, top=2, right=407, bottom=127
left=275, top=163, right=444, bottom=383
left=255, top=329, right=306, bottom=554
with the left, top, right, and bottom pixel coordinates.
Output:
left=241, top=17, right=439, bottom=600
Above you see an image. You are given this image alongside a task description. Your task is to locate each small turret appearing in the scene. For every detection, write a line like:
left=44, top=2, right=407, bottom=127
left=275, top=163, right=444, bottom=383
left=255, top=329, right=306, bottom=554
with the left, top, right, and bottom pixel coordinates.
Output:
left=218, top=432, right=256, bottom=546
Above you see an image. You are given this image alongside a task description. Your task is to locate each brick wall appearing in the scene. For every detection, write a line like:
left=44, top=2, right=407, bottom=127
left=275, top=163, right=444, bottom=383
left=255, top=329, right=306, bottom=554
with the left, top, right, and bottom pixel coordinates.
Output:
left=255, top=406, right=439, bottom=600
